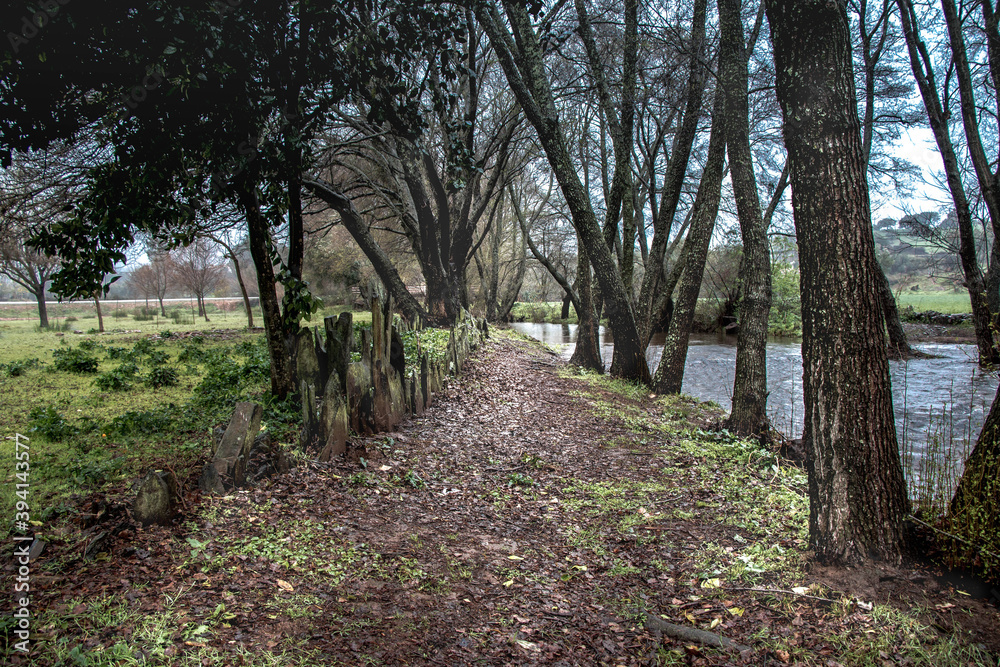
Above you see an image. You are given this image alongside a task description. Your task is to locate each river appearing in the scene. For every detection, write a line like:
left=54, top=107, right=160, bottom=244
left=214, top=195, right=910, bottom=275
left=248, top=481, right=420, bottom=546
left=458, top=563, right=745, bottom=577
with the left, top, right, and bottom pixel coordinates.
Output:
left=510, top=322, right=997, bottom=470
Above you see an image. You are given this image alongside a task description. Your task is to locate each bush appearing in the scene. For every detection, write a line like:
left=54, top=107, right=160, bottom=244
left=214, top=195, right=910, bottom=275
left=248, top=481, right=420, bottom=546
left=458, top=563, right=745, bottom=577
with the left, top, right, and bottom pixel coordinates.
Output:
left=94, top=363, right=138, bottom=391
left=145, top=365, right=179, bottom=388
left=132, top=306, right=156, bottom=321
left=109, top=408, right=175, bottom=437
left=28, top=405, right=78, bottom=441
left=52, top=346, right=99, bottom=373
left=3, top=358, right=41, bottom=377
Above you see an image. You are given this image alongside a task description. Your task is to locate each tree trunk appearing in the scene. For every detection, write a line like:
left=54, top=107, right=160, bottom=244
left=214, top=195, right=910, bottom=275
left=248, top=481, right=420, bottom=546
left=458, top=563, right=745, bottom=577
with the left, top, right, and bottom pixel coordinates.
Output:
left=897, top=0, right=999, bottom=366
left=721, top=0, right=772, bottom=437
left=767, top=0, right=910, bottom=564
left=560, top=290, right=572, bottom=321
left=477, top=0, right=650, bottom=385
left=652, top=89, right=727, bottom=394
left=158, top=296, right=166, bottom=317
left=239, top=187, right=296, bottom=399
left=34, top=286, right=48, bottom=328
left=232, top=252, right=254, bottom=328
left=94, top=291, right=104, bottom=333
left=947, top=383, right=1000, bottom=574
left=877, top=268, right=915, bottom=359
left=569, top=236, right=603, bottom=372
left=636, top=0, right=709, bottom=346
left=303, top=179, right=428, bottom=325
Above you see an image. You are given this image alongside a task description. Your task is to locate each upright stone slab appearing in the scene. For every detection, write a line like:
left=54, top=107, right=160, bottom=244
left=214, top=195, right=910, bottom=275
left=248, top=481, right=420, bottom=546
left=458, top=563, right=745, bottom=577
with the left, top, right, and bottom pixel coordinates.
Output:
left=389, top=325, right=406, bottom=380
left=420, top=352, right=432, bottom=409
left=318, top=371, right=349, bottom=461
left=324, top=312, right=353, bottom=395
left=295, top=330, right=322, bottom=396
left=313, top=326, right=329, bottom=392
left=347, top=360, right=374, bottom=434
left=299, top=379, right=319, bottom=450
left=134, top=470, right=179, bottom=525
left=200, top=401, right=263, bottom=492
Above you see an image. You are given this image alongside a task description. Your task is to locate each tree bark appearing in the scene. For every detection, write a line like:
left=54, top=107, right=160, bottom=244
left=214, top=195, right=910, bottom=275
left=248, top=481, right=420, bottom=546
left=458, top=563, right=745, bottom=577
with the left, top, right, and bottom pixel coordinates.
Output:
left=34, top=286, right=48, bottom=328
left=767, top=0, right=910, bottom=564
left=878, top=269, right=912, bottom=359
left=303, top=179, right=429, bottom=325
left=239, top=186, right=296, bottom=399
left=94, top=291, right=104, bottom=333
left=948, top=382, right=1000, bottom=573
left=855, top=0, right=916, bottom=357
left=721, top=0, right=772, bottom=437
left=636, top=0, right=709, bottom=346
left=477, top=0, right=650, bottom=383
left=896, top=0, right=1000, bottom=366
left=652, top=89, right=727, bottom=394
left=569, top=235, right=603, bottom=372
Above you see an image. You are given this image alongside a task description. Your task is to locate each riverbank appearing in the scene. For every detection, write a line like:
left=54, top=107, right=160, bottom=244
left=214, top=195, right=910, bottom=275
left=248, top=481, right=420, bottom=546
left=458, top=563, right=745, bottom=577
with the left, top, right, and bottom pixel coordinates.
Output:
left=902, top=322, right=977, bottom=345
left=6, top=332, right=997, bottom=665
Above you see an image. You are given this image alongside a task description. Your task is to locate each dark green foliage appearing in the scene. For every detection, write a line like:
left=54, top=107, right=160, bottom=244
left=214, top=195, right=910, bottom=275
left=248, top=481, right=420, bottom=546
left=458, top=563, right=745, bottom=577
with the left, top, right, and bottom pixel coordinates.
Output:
left=189, top=337, right=271, bottom=422
left=28, top=405, right=78, bottom=441
left=52, top=346, right=100, bottom=374
left=109, top=407, right=176, bottom=437
left=2, top=357, right=41, bottom=377
left=68, top=456, right=124, bottom=487
left=94, top=362, right=139, bottom=392
left=105, top=346, right=130, bottom=360
left=77, top=339, right=103, bottom=352
left=400, top=469, right=427, bottom=489
left=177, top=341, right=213, bottom=364
left=145, top=365, right=179, bottom=388
left=131, top=338, right=155, bottom=357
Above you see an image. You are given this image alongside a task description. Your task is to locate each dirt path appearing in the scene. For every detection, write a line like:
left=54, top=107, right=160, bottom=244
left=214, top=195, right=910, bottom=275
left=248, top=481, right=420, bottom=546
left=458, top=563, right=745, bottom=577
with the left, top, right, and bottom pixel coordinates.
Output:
left=18, top=335, right=1000, bottom=666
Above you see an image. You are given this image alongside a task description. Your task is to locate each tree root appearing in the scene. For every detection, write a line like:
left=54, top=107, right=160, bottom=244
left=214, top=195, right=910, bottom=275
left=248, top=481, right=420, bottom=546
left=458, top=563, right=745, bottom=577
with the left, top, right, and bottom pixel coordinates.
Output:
left=644, top=612, right=750, bottom=653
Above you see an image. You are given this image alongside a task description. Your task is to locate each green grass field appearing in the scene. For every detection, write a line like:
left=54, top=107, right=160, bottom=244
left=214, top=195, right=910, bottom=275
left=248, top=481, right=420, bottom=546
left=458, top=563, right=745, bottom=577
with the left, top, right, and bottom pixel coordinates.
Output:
left=895, top=291, right=971, bottom=314
left=0, top=300, right=374, bottom=542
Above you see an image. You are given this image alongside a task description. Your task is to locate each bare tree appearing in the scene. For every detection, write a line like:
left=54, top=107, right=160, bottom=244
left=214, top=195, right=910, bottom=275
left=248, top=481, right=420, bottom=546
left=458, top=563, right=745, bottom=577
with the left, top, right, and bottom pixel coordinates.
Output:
left=0, top=230, right=60, bottom=327
left=170, top=238, right=227, bottom=322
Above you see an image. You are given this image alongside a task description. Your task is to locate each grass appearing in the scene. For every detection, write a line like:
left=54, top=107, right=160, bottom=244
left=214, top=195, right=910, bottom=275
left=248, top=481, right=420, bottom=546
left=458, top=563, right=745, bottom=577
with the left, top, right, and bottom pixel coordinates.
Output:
left=0, top=319, right=299, bottom=542
left=896, top=290, right=971, bottom=314
left=560, top=366, right=994, bottom=665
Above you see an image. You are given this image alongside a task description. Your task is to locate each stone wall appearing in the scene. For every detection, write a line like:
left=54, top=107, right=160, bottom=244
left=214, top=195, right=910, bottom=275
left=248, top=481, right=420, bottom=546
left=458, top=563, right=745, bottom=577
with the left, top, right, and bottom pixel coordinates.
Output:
left=298, top=294, right=487, bottom=461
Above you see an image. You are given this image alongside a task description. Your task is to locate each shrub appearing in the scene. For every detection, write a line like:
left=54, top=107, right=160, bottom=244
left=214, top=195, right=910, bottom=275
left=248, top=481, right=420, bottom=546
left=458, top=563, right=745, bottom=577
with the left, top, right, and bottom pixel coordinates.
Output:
left=3, top=358, right=41, bottom=377
left=28, top=405, right=78, bottom=441
left=132, top=306, right=156, bottom=321
left=145, top=365, right=179, bottom=388
left=52, top=346, right=99, bottom=373
left=109, top=408, right=175, bottom=437
left=94, top=363, right=138, bottom=391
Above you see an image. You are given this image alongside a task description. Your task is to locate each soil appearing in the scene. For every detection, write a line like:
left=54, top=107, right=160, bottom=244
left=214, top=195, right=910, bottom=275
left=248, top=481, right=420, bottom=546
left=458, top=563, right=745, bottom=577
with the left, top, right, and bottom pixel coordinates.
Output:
left=8, top=335, right=999, bottom=665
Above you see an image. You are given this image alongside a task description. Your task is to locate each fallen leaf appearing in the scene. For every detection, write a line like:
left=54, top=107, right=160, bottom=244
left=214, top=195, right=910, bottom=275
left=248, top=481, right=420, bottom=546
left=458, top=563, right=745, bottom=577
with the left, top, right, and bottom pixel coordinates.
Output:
left=277, top=579, right=294, bottom=592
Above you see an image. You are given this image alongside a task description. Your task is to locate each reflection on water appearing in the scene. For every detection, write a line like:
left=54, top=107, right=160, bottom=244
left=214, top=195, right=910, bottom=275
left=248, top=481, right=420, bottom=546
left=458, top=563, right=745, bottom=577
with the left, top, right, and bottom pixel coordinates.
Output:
left=510, top=322, right=998, bottom=457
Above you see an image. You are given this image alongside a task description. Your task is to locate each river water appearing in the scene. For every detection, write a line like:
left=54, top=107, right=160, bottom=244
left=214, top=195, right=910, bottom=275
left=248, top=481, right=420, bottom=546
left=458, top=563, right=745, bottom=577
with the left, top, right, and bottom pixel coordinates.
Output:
left=510, top=322, right=998, bottom=466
